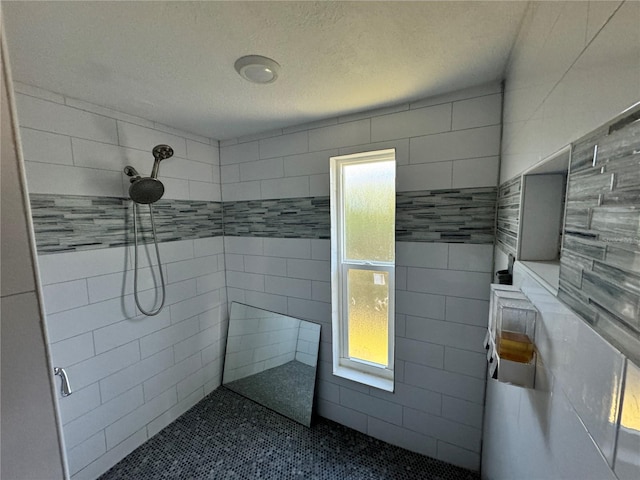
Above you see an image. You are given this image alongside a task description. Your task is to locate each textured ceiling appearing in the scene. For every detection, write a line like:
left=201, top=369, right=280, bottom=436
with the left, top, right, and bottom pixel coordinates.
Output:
left=2, top=1, right=528, bottom=140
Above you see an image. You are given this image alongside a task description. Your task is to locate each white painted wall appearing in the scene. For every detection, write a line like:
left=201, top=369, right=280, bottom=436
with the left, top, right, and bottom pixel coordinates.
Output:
left=11, top=85, right=226, bottom=479
left=220, top=84, right=503, bottom=471
left=0, top=26, right=67, bottom=479
left=487, top=1, right=640, bottom=479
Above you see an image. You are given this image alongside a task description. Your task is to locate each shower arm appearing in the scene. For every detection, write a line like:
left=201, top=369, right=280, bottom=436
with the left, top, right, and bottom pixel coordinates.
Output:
left=150, top=159, right=162, bottom=179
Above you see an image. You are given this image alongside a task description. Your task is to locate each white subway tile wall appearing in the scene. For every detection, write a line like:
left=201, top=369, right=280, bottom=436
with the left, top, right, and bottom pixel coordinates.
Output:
left=500, top=1, right=639, bottom=183
left=488, top=3, right=640, bottom=480
left=483, top=264, right=628, bottom=480
left=41, top=239, right=226, bottom=478
left=14, top=82, right=220, bottom=202
left=220, top=83, right=502, bottom=200
left=223, top=238, right=492, bottom=471
left=2, top=63, right=67, bottom=480
left=217, top=88, right=503, bottom=471
left=521, top=265, right=625, bottom=466
left=14, top=83, right=225, bottom=480
left=19, top=82, right=504, bottom=477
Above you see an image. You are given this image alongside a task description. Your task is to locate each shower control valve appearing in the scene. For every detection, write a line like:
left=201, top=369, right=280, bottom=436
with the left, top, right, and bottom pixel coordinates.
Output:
left=54, top=367, right=72, bottom=397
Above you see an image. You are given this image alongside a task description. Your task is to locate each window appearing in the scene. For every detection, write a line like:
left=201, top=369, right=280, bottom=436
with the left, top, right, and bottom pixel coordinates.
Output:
left=330, top=149, right=395, bottom=391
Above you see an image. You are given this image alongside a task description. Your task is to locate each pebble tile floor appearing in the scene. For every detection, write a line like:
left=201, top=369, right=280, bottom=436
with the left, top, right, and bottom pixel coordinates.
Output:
left=99, top=387, right=480, bottom=480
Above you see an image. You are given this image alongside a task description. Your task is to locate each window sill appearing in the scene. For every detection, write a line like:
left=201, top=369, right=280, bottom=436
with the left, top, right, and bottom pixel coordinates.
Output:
left=333, top=365, right=394, bottom=392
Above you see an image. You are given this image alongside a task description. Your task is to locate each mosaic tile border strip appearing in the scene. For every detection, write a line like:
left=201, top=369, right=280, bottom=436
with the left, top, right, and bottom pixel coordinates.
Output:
left=30, top=186, right=498, bottom=255
left=495, top=175, right=521, bottom=256
left=30, top=194, right=223, bottom=254
left=223, top=187, right=497, bottom=244
left=395, top=187, right=497, bottom=243
left=223, top=196, right=330, bottom=239
left=558, top=111, right=640, bottom=362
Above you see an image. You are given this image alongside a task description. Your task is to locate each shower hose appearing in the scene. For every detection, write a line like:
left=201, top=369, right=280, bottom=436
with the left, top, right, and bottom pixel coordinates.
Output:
left=132, top=202, right=166, bottom=316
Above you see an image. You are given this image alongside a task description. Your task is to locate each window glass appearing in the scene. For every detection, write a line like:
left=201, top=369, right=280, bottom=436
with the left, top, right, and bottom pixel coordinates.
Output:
left=343, top=160, right=395, bottom=263
left=347, top=268, right=389, bottom=365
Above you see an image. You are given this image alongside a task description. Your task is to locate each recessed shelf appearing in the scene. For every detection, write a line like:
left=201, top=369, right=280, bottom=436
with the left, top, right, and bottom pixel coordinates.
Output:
left=518, top=260, right=559, bottom=295
left=516, top=145, right=570, bottom=294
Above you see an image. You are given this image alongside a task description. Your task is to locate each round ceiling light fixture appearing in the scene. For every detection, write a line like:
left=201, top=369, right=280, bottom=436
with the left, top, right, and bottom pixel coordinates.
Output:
left=234, top=55, right=280, bottom=84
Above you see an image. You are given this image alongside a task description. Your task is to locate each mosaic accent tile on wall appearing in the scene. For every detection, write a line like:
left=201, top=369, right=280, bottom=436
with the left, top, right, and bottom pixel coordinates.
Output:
left=223, top=197, right=330, bottom=239
left=30, top=194, right=223, bottom=254
left=30, top=186, right=497, bottom=254
left=395, top=187, right=497, bottom=243
left=559, top=110, right=640, bottom=364
left=495, top=176, right=521, bottom=256
left=222, top=187, right=497, bottom=243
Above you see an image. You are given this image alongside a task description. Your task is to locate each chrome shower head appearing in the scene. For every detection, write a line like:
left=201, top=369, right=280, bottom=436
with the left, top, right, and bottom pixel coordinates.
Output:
left=128, top=177, right=165, bottom=204
left=151, top=144, right=173, bottom=178
left=153, top=144, right=174, bottom=160
left=123, top=145, right=173, bottom=204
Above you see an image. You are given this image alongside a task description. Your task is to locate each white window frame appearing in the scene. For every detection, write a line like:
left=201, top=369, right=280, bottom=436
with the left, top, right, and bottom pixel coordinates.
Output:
left=330, top=149, right=395, bottom=392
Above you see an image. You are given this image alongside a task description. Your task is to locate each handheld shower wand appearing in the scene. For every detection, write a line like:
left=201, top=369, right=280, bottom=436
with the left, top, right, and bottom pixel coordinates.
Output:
left=124, top=145, right=174, bottom=316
